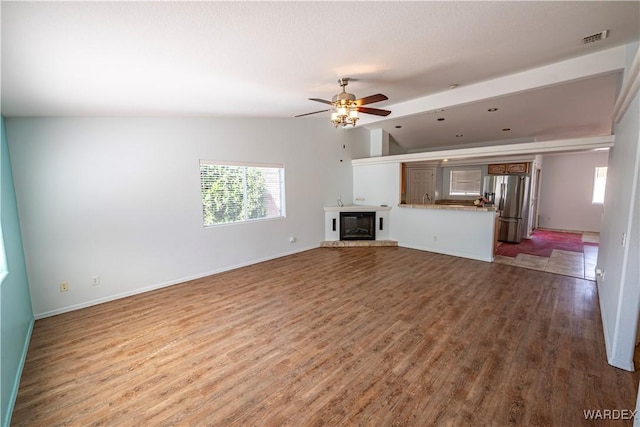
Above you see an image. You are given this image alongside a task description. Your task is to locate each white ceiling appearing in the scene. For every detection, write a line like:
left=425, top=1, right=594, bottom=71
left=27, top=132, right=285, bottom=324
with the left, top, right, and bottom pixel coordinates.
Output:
left=2, top=1, right=639, bottom=151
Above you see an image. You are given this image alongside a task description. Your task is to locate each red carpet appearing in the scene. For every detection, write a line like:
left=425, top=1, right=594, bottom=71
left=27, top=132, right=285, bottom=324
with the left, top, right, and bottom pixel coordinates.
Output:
left=496, top=229, right=598, bottom=258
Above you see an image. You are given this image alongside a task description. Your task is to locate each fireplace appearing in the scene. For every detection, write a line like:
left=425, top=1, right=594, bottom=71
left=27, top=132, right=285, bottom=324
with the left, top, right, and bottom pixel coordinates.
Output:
left=340, top=212, right=376, bottom=241
left=323, top=205, right=391, bottom=244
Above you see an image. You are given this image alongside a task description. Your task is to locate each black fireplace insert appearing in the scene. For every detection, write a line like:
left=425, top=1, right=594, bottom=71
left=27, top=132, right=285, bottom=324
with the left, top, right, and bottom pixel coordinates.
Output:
left=340, top=212, right=376, bottom=241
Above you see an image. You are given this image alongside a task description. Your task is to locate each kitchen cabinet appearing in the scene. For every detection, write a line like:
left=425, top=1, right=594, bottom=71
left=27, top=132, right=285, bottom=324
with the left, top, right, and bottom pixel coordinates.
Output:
left=487, top=164, right=507, bottom=174
left=488, top=162, right=529, bottom=175
left=507, top=162, right=529, bottom=173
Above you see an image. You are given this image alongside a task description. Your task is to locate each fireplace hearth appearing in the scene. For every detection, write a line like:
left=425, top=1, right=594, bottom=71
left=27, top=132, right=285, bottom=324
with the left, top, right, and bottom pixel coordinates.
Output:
left=340, top=212, right=375, bottom=241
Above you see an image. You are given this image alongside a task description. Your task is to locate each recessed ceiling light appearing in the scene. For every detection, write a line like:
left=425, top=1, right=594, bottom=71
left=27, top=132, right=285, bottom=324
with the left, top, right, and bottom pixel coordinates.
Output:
left=502, top=128, right=511, bottom=132
left=395, top=125, right=402, bottom=129
left=448, top=84, right=459, bottom=90
left=437, top=118, right=445, bottom=121
left=488, top=108, right=498, bottom=112
left=442, top=159, right=449, bottom=162
left=455, top=134, right=463, bottom=137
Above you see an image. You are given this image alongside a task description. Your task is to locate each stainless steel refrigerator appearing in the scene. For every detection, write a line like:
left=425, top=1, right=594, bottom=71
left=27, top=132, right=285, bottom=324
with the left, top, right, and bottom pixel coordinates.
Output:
left=484, top=175, right=530, bottom=243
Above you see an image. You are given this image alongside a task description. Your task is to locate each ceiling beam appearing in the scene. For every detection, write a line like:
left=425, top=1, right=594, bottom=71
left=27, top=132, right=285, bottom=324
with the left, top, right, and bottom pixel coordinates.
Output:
left=358, top=45, right=628, bottom=128
left=352, top=135, right=615, bottom=165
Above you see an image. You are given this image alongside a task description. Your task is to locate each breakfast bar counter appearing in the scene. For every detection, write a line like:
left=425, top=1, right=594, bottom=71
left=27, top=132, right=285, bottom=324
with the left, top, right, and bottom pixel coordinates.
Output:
left=398, top=203, right=497, bottom=212
left=391, top=202, right=498, bottom=262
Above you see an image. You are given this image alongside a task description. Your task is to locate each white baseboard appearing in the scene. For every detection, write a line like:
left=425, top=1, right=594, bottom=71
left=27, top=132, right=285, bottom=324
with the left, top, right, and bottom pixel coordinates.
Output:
left=596, top=274, right=614, bottom=361
left=608, top=355, right=635, bottom=372
left=596, top=272, right=635, bottom=372
left=4, top=318, right=34, bottom=427
left=34, top=245, right=319, bottom=319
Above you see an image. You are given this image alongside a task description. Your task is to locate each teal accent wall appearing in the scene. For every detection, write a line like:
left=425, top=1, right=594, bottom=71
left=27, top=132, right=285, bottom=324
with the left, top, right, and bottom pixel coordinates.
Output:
left=0, top=116, right=34, bottom=427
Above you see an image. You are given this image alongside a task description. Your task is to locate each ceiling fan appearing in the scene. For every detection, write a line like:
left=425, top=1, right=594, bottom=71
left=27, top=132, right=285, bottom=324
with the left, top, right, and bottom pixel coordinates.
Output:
left=295, top=78, right=391, bottom=127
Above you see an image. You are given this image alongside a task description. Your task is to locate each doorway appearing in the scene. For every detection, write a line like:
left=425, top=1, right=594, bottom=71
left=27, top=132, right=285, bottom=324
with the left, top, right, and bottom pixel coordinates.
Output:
left=528, top=167, right=542, bottom=236
left=406, top=167, right=436, bottom=204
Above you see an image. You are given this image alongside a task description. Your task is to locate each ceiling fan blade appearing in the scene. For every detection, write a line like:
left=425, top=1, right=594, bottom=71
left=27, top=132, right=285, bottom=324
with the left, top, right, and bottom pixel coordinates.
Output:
left=309, top=98, right=334, bottom=106
left=355, top=93, right=388, bottom=106
left=295, top=109, right=331, bottom=118
left=357, top=106, right=392, bottom=116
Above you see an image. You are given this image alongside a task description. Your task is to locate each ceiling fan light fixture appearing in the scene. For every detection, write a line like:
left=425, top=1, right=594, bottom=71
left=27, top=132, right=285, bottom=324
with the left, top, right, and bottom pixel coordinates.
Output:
left=331, top=105, right=359, bottom=127
left=298, top=78, right=390, bottom=127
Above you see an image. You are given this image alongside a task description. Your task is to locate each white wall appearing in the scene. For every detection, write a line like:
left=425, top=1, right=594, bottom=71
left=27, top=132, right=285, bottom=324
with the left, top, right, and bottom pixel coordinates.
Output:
left=353, top=163, right=401, bottom=206
left=597, top=44, right=640, bottom=371
left=537, top=151, right=608, bottom=232
left=7, top=117, right=364, bottom=317
left=392, top=207, right=496, bottom=262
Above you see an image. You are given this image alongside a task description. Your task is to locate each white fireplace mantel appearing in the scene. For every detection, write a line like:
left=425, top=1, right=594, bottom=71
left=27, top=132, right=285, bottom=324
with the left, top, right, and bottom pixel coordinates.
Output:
left=323, top=205, right=392, bottom=212
left=323, top=205, right=392, bottom=242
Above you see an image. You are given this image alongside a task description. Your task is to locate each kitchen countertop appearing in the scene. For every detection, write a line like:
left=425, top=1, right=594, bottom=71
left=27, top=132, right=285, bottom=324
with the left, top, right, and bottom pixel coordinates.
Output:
left=324, top=204, right=392, bottom=212
left=398, top=203, right=497, bottom=212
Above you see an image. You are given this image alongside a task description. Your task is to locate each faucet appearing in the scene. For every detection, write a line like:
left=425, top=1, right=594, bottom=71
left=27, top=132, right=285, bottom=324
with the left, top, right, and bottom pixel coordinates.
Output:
left=422, top=193, right=431, bottom=204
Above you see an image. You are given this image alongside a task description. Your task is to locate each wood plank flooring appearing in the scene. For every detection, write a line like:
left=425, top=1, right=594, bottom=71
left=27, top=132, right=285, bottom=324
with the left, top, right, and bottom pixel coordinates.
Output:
left=12, top=247, right=640, bottom=426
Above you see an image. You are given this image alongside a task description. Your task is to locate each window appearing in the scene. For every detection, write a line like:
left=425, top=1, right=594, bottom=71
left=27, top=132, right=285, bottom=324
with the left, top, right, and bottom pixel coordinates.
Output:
left=592, top=166, right=607, bottom=204
left=200, top=160, right=285, bottom=226
left=449, top=169, right=481, bottom=196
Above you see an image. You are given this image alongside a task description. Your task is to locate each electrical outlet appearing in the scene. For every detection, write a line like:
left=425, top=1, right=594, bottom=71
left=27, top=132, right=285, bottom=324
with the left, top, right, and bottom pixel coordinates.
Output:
left=91, top=276, right=100, bottom=286
left=59, top=282, right=69, bottom=292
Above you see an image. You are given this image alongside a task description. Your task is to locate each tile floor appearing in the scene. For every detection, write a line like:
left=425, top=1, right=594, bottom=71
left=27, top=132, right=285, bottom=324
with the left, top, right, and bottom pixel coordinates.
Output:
left=493, top=232, right=598, bottom=280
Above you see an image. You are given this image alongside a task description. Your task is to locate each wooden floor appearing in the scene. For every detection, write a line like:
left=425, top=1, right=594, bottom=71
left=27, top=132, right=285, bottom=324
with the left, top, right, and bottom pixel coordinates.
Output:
left=12, top=248, right=640, bottom=426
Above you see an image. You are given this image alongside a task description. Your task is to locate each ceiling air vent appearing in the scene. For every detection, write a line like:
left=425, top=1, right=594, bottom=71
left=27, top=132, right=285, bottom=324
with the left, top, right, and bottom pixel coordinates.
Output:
left=582, top=30, right=608, bottom=44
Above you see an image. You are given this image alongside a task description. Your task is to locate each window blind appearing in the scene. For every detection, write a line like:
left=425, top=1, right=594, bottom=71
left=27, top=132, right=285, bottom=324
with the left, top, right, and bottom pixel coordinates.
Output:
left=450, top=169, right=481, bottom=195
left=200, top=161, right=285, bottom=226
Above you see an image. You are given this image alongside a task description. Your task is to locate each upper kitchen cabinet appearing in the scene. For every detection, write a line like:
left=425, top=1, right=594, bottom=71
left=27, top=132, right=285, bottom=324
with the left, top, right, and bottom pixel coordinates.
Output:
left=488, top=162, right=530, bottom=175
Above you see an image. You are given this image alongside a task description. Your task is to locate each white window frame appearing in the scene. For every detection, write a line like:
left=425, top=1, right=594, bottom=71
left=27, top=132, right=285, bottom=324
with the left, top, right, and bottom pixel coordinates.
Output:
left=199, top=160, right=286, bottom=227
left=592, top=166, right=607, bottom=205
left=449, top=168, right=482, bottom=196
